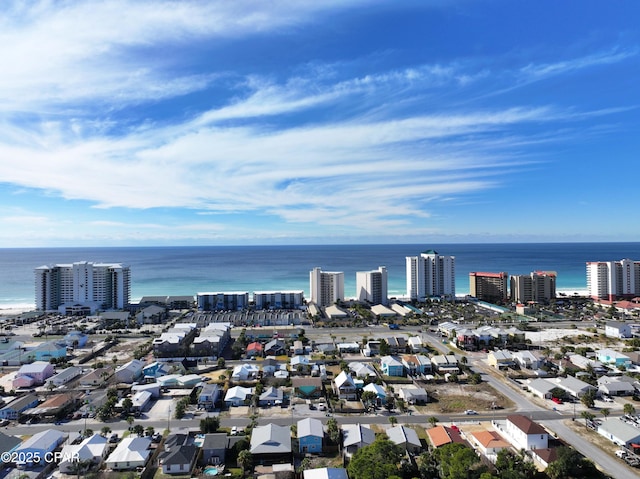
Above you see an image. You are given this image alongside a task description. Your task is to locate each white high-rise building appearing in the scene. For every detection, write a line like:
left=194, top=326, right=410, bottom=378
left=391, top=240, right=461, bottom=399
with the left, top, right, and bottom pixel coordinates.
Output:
left=35, top=261, right=131, bottom=312
left=356, top=266, right=388, bottom=305
left=587, top=259, right=640, bottom=301
left=405, top=250, right=455, bottom=300
left=309, top=267, right=344, bottom=307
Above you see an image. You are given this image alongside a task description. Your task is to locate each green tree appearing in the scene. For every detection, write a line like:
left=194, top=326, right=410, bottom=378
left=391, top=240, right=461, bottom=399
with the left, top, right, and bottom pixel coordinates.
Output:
left=624, top=403, right=636, bottom=415
left=379, top=339, right=390, bottom=356
left=388, top=416, right=397, bottom=426
left=581, top=389, right=596, bottom=408
left=200, top=416, right=220, bottom=434
left=580, top=411, right=595, bottom=428
left=361, top=391, right=378, bottom=411
left=494, top=449, right=536, bottom=479
left=347, top=438, right=403, bottom=479
left=100, top=426, right=112, bottom=436
left=132, top=424, right=144, bottom=436
left=600, top=408, right=610, bottom=420
left=122, top=397, right=133, bottom=413
left=432, top=442, right=487, bottom=479
left=326, top=417, right=340, bottom=445
left=237, top=450, right=253, bottom=474
left=428, top=416, right=439, bottom=428
left=545, top=447, right=605, bottom=479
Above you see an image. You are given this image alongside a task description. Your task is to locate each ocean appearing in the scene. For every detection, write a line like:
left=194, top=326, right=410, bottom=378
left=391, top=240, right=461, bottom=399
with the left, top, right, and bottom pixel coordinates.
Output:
left=1, top=242, right=640, bottom=309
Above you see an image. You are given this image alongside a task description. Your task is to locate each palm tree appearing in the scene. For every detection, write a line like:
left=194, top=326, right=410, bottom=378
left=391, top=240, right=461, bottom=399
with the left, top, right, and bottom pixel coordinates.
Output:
left=580, top=411, right=595, bottom=428
left=600, top=408, right=610, bottom=420
left=101, top=426, right=112, bottom=436
left=624, top=403, right=636, bottom=416
left=428, top=416, right=438, bottom=428
left=388, top=416, right=397, bottom=426
left=238, top=450, right=252, bottom=474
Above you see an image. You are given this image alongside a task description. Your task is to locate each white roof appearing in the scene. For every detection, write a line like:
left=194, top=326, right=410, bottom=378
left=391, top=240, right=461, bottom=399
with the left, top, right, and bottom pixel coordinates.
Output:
left=60, top=434, right=107, bottom=462
left=16, top=429, right=65, bottom=452
left=298, top=417, right=323, bottom=438
left=18, top=361, right=51, bottom=375
left=225, top=386, right=253, bottom=401
left=303, top=468, right=349, bottom=479
left=342, top=424, right=375, bottom=447
left=363, top=383, right=387, bottom=397
left=250, top=424, right=291, bottom=454
left=107, top=437, right=151, bottom=464
left=387, top=425, right=421, bottom=448
left=334, top=371, right=355, bottom=388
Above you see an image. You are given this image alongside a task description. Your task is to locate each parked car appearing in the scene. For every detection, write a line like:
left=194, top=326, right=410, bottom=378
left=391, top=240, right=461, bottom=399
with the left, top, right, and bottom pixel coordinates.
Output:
left=109, top=433, right=119, bottom=443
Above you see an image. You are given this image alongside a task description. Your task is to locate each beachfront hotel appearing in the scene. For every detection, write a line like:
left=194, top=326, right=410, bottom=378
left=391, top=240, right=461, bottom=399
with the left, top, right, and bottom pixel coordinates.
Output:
left=586, top=259, right=640, bottom=301
left=510, top=271, right=556, bottom=304
left=35, top=261, right=131, bottom=313
left=469, top=272, right=509, bottom=303
left=405, top=250, right=455, bottom=301
left=356, top=266, right=389, bottom=305
left=309, top=267, right=345, bottom=307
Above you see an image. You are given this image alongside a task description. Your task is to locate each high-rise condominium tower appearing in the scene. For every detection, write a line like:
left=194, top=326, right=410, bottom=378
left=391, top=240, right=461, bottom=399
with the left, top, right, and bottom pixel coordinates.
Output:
left=406, top=249, right=455, bottom=300
left=587, top=259, right=640, bottom=301
left=356, top=266, right=388, bottom=305
left=309, top=267, right=345, bottom=307
left=469, top=272, right=509, bottom=303
left=510, top=271, right=556, bottom=303
left=35, top=261, right=131, bottom=312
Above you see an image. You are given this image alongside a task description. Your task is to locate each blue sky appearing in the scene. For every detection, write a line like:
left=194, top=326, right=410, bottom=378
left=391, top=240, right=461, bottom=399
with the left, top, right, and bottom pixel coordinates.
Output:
left=0, top=0, right=638, bottom=247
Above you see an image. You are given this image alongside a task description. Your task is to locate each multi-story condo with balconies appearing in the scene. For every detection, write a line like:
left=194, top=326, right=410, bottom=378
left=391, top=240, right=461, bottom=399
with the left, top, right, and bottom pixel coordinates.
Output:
left=197, top=292, right=249, bottom=311
left=510, top=271, right=556, bottom=304
left=35, top=261, right=130, bottom=313
left=469, top=272, right=508, bottom=303
left=309, top=267, right=344, bottom=307
left=406, top=249, right=455, bottom=301
left=253, top=291, right=305, bottom=309
left=587, top=259, right=640, bottom=301
left=356, top=266, right=388, bottom=305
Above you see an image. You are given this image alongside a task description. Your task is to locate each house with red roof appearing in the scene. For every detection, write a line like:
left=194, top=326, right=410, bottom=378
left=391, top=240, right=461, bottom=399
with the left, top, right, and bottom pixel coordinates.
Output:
left=246, top=342, right=264, bottom=358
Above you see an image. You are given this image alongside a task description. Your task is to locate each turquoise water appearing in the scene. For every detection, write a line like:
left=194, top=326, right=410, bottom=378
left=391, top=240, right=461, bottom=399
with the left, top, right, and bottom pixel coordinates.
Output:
left=1, top=243, right=639, bottom=308
left=204, top=466, right=219, bottom=476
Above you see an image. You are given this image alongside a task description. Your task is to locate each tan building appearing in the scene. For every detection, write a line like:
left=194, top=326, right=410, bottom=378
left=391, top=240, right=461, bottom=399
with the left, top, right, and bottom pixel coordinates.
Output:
left=469, top=272, right=508, bottom=303
left=510, top=271, right=556, bottom=303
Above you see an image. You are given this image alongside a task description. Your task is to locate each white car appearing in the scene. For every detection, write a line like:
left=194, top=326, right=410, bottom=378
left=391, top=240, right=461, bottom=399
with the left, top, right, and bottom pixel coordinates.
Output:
left=464, top=409, right=478, bottom=415
left=602, top=396, right=614, bottom=403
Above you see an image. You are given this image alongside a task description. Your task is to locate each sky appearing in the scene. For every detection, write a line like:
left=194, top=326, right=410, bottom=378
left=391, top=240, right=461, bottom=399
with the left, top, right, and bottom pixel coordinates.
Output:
left=0, top=0, right=639, bottom=247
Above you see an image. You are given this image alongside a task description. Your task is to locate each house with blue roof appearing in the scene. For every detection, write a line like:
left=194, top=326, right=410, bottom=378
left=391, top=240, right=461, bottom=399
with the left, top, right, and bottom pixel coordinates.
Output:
left=64, top=331, right=88, bottom=348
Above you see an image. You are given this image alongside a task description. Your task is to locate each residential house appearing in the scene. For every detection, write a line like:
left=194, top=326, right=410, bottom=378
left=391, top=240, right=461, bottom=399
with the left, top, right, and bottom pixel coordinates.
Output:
left=12, top=429, right=66, bottom=468
left=605, top=322, right=632, bottom=339
left=115, top=359, right=146, bottom=384
left=132, top=382, right=162, bottom=399
left=426, top=425, right=466, bottom=449
left=246, top=342, right=264, bottom=358
left=177, top=374, right=203, bottom=388
left=512, top=350, right=542, bottom=370
left=470, top=430, right=510, bottom=459
left=59, top=434, right=108, bottom=474
left=349, top=362, right=377, bottom=378
left=23, top=341, right=67, bottom=363
left=224, top=386, right=253, bottom=407
left=431, top=355, right=460, bottom=374
left=598, top=376, right=636, bottom=396
left=157, top=374, right=182, bottom=388
left=198, top=383, right=221, bottom=410
left=250, top=424, right=292, bottom=465
left=333, top=371, right=357, bottom=400
left=398, top=386, right=429, bottom=404
left=342, top=424, right=375, bottom=457
left=362, top=383, right=386, bottom=405
left=261, top=358, right=281, bottom=376
left=64, top=331, right=88, bottom=348
left=386, top=425, right=421, bottom=454
left=106, top=436, right=152, bottom=471
left=232, top=363, right=260, bottom=381
left=14, top=361, right=54, bottom=386
left=553, top=376, right=597, bottom=399
left=380, top=356, right=405, bottom=377
left=0, top=431, right=21, bottom=454
left=23, top=393, right=75, bottom=419
left=401, top=354, right=432, bottom=376
left=142, top=361, right=171, bottom=380
left=292, top=377, right=323, bottom=399
left=291, top=355, right=312, bottom=373
left=264, top=339, right=287, bottom=356
left=0, top=394, right=39, bottom=420
left=407, top=336, right=424, bottom=352
left=131, top=390, right=153, bottom=412
left=500, top=415, right=548, bottom=451
left=487, top=350, right=515, bottom=369
left=527, top=379, right=556, bottom=400
left=48, top=366, right=82, bottom=387
left=385, top=337, right=407, bottom=354
left=598, top=418, right=640, bottom=447
left=79, top=367, right=113, bottom=387
left=259, top=386, right=284, bottom=407
left=158, top=435, right=198, bottom=475
left=298, top=417, right=324, bottom=454
left=596, top=349, right=632, bottom=368
left=200, top=433, right=227, bottom=465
